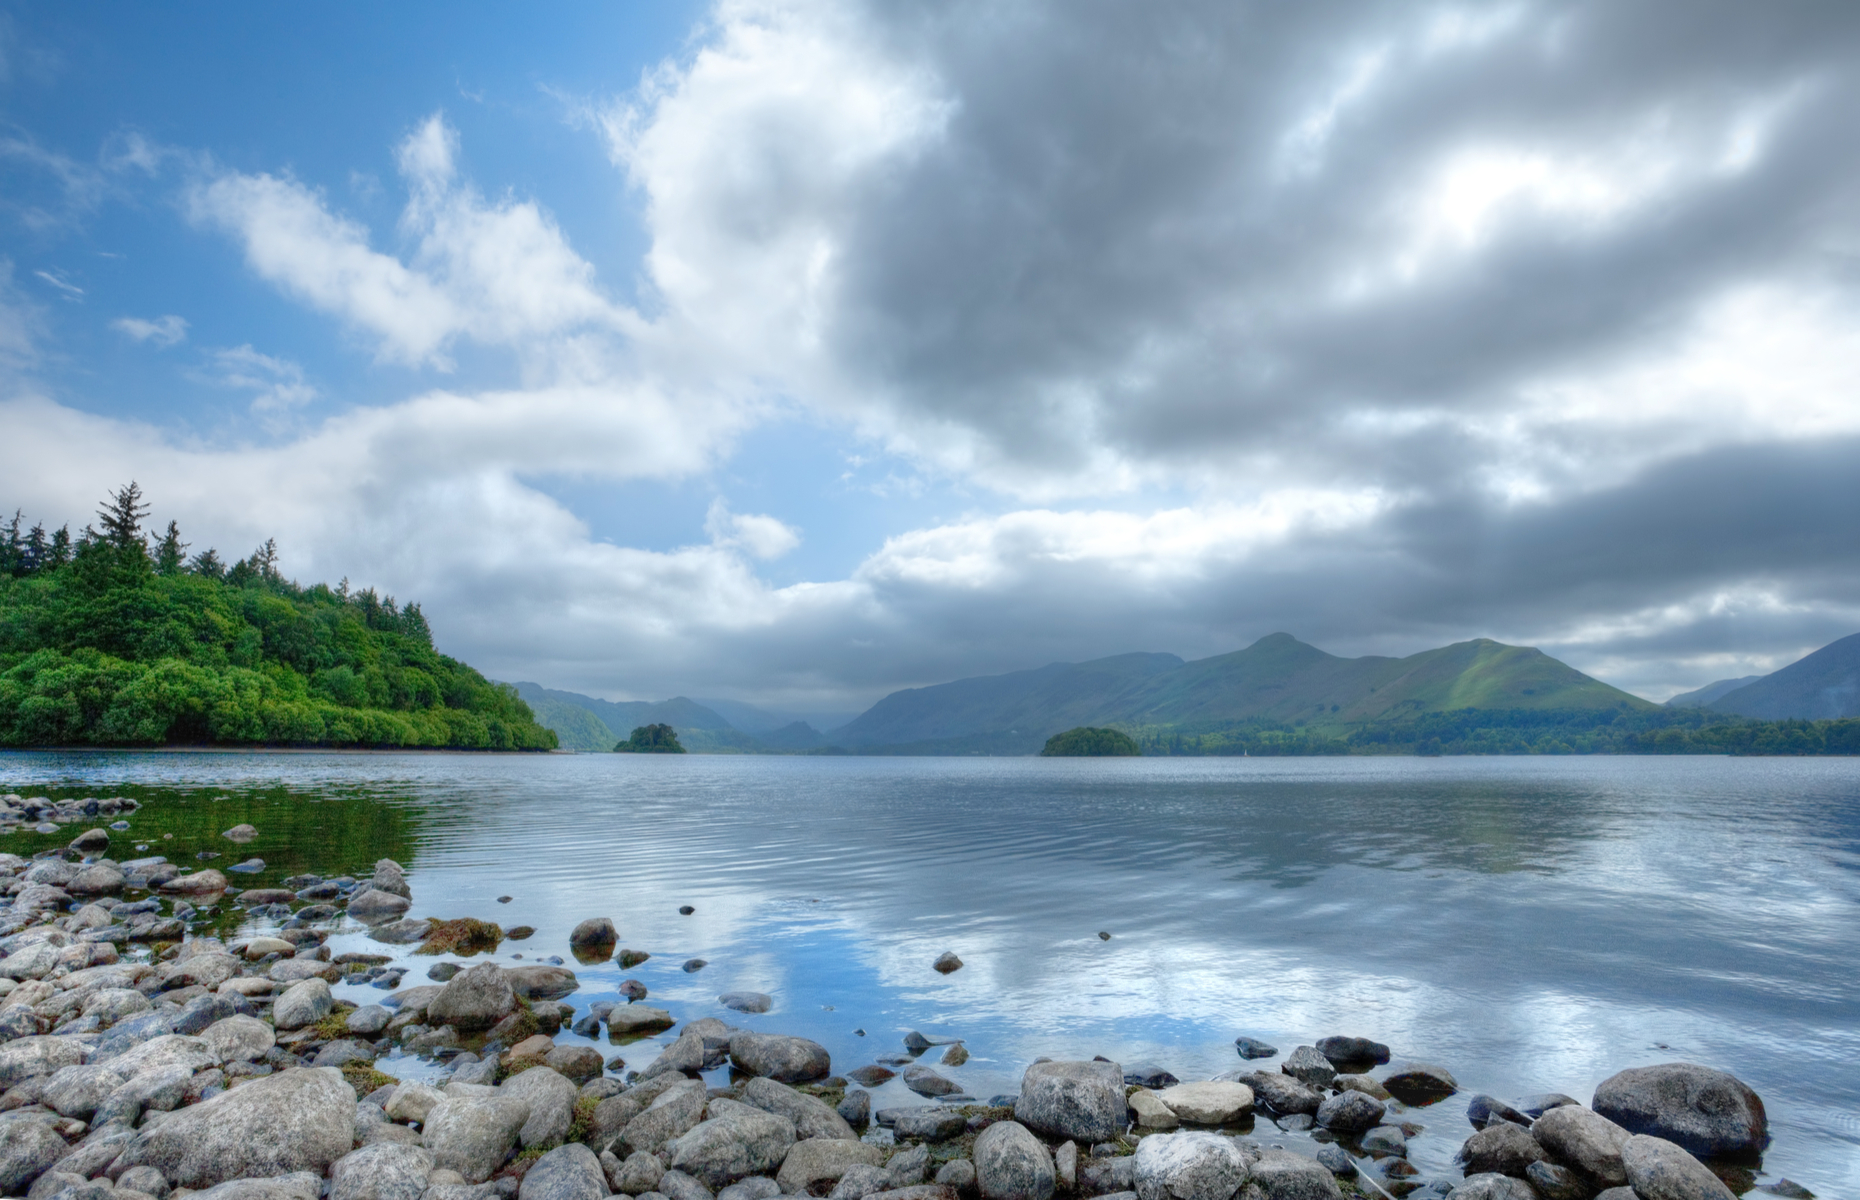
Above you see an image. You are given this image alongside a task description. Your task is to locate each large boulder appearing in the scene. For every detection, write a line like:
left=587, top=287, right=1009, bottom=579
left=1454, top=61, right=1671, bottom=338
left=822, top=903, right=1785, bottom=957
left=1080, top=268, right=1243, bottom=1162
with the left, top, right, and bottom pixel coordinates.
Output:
left=1244, top=1150, right=1341, bottom=1200
left=0, top=1035, right=86, bottom=1087
left=1313, top=1037, right=1390, bottom=1067
left=1591, top=1063, right=1768, bottom=1159
left=172, top=1174, right=323, bottom=1200
left=1014, top=1060, right=1127, bottom=1143
left=0, top=1119, right=68, bottom=1194
left=1451, top=1175, right=1538, bottom=1200
left=667, top=1097, right=796, bottom=1189
left=1620, top=1135, right=1737, bottom=1200
left=1234, top=1072, right=1321, bottom=1116
left=1381, top=1063, right=1457, bottom=1106
left=422, top=1092, right=531, bottom=1183
left=273, top=978, right=333, bottom=1031
left=569, top=918, right=617, bottom=948
left=505, top=965, right=580, bottom=1001
left=521, top=1143, right=610, bottom=1200
left=622, top=1080, right=711, bottom=1156
left=113, top=1067, right=356, bottom=1188
left=1133, top=1130, right=1250, bottom=1200
left=427, top=963, right=518, bottom=1032
left=1154, top=1082, right=1253, bottom=1125
left=741, top=1076, right=858, bottom=1141
left=43, top=1061, right=131, bottom=1120
left=1314, top=1090, right=1384, bottom=1135
left=1529, top=1105, right=1631, bottom=1187
left=973, top=1120, right=1055, bottom=1200
left=329, top=1143, right=435, bottom=1200
left=1459, top=1121, right=1548, bottom=1177
left=776, top=1138, right=885, bottom=1193
left=728, top=1032, right=831, bottom=1082
left=202, top=1014, right=276, bottom=1062
left=503, top=1066, right=580, bottom=1149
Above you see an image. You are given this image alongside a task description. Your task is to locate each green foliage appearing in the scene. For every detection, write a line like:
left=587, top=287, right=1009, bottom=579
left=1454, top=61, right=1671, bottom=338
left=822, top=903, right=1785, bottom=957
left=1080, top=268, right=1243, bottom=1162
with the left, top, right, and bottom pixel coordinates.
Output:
left=615, top=723, right=685, bottom=753
left=1041, top=726, right=1142, bottom=756
left=0, top=488, right=556, bottom=750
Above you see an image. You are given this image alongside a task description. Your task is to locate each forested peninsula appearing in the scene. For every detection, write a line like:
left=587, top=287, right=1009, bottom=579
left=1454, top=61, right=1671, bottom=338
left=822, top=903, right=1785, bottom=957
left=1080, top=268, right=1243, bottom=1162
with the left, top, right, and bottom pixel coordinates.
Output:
left=0, top=485, right=556, bottom=750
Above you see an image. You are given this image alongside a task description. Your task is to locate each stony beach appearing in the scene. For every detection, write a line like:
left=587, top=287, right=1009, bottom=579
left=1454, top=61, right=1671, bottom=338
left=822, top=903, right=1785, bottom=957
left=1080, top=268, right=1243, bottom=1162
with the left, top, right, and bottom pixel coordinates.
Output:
left=0, top=791, right=1793, bottom=1200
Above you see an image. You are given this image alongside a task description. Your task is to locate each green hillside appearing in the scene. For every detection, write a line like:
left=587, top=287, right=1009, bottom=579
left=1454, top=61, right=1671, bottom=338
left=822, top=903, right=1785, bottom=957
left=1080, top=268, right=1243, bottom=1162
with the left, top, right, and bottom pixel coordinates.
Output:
left=1709, top=632, right=1860, bottom=720
left=510, top=681, right=804, bottom=753
left=521, top=695, right=619, bottom=751
left=0, top=487, right=556, bottom=750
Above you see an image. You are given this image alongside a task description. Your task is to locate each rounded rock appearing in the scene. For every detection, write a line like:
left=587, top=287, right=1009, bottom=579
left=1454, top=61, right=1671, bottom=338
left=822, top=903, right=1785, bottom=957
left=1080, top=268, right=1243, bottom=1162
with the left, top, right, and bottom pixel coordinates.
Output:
left=1592, top=1063, right=1768, bottom=1160
left=1620, top=1135, right=1737, bottom=1200
left=974, top=1120, right=1055, bottom=1200
left=1133, top=1130, right=1251, bottom=1200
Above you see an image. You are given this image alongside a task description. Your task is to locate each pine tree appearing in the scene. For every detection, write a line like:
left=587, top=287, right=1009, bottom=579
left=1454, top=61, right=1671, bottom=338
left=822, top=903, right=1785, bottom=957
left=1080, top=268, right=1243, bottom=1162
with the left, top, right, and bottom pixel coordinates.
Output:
left=155, top=521, right=189, bottom=576
left=96, top=483, right=150, bottom=553
left=0, top=512, right=19, bottom=578
left=187, top=547, right=225, bottom=579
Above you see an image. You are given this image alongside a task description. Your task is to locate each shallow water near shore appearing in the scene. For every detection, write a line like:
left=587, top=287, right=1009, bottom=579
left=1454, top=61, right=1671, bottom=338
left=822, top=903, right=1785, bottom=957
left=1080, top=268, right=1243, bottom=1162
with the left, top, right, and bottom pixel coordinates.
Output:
left=2, top=751, right=1857, bottom=1194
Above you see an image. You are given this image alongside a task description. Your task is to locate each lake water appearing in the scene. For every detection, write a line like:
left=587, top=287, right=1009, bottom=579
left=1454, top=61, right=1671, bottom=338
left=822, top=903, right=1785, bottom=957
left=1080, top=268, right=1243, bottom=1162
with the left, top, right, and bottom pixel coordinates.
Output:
left=1, top=752, right=1856, bottom=1196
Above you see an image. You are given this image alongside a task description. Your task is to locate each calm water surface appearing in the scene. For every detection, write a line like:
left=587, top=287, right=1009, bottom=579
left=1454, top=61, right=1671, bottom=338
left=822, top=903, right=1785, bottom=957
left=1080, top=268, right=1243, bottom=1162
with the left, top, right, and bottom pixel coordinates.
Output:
left=1, top=752, right=1856, bottom=1195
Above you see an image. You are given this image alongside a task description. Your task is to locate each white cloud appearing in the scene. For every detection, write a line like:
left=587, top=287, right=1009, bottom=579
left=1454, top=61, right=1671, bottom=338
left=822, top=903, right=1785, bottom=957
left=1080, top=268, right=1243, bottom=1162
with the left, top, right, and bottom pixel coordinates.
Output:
left=31, top=269, right=82, bottom=300
left=705, top=498, right=800, bottom=560
left=111, top=314, right=188, bottom=348
left=207, top=345, right=316, bottom=412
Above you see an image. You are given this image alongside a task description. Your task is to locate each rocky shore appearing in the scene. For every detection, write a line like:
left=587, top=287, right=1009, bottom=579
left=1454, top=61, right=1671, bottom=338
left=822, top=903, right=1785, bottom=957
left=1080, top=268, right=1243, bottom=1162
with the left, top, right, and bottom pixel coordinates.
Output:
left=0, top=792, right=1793, bottom=1200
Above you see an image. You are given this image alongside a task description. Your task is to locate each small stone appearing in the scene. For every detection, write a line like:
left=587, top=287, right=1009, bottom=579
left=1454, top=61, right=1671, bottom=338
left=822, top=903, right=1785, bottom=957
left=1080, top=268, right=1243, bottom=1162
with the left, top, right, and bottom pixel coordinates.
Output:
left=1315, top=1145, right=1356, bottom=1177
left=1280, top=1046, right=1336, bottom=1088
left=1233, top=1037, right=1277, bottom=1060
left=1128, top=1090, right=1178, bottom=1129
left=1315, top=1090, right=1385, bottom=1135
left=619, top=950, right=651, bottom=968
left=932, top=952, right=963, bottom=974
left=836, top=1089, right=870, bottom=1128
left=1361, top=1126, right=1406, bottom=1157
left=679, top=906, right=695, bottom=915
left=904, top=1065, right=962, bottom=1097
left=893, top=1108, right=970, bottom=1141
left=1314, top=1036, right=1390, bottom=1067
left=1459, top=1121, right=1548, bottom=1177
left=1155, top=1081, right=1253, bottom=1125
left=1525, top=1160, right=1589, bottom=1200
left=682, top=959, right=707, bottom=973
left=942, top=1044, right=969, bottom=1067
left=719, top=992, right=772, bottom=1014
left=570, top=918, right=618, bottom=948
left=222, top=823, right=259, bottom=841
left=1381, top=1062, right=1458, bottom=1106
left=1466, top=1094, right=1530, bottom=1129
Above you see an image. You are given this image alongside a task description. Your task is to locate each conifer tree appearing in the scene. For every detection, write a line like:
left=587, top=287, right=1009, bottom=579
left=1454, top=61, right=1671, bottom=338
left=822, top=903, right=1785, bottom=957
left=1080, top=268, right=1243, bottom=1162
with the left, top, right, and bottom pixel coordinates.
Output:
left=155, top=521, right=189, bottom=576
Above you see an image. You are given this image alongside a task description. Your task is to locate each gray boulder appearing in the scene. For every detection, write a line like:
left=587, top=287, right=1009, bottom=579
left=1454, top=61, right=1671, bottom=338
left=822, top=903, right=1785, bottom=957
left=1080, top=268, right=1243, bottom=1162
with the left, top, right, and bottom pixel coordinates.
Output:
left=622, top=1080, right=712, bottom=1156
left=937, top=1159, right=977, bottom=1194
left=1279, top=1048, right=1336, bottom=1089
left=741, top=1076, right=857, bottom=1141
left=667, top=1098, right=796, bottom=1189
left=1450, top=1175, right=1537, bottom=1200
left=0, top=1035, right=86, bottom=1087
left=612, top=1150, right=668, bottom=1195
left=1312, top=1037, right=1389, bottom=1067
left=1234, top=1072, right=1320, bottom=1116
left=521, top=1143, right=610, bottom=1200
left=0, top=1119, right=68, bottom=1194
left=659, top=1169, right=716, bottom=1200
left=1313, top=1091, right=1383, bottom=1135
left=974, top=1121, right=1054, bottom=1200
left=775, top=1138, right=885, bottom=1193
left=1014, top=1061, right=1127, bottom=1143
left=892, top=1108, right=969, bottom=1142
left=1133, top=1131, right=1250, bottom=1200
left=345, top=889, right=411, bottom=922
left=502, top=1065, right=578, bottom=1149
left=202, top=1015, right=276, bottom=1062
left=903, top=1065, right=961, bottom=1097
left=827, top=1166, right=892, bottom=1200
left=1242, top=1150, right=1340, bottom=1200
left=1529, top=1104, right=1630, bottom=1187
left=888, top=1144, right=929, bottom=1188
left=570, top=918, right=618, bottom=949
left=42, top=1061, right=129, bottom=1119
left=1380, top=1063, right=1457, bottom=1106
left=1459, top=1121, right=1547, bottom=1177
left=427, top=963, right=518, bottom=1032
left=1524, top=1161, right=1590, bottom=1200
left=186, top=1173, right=324, bottom=1200
left=113, top=1067, right=356, bottom=1188
left=1154, top=1082, right=1252, bottom=1125
left=1620, top=1135, right=1737, bottom=1200
left=272, top=978, right=333, bottom=1031
left=423, top=1092, right=532, bottom=1183
left=727, top=1032, right=830, bottom=1083
left=717, top=1178, right=781, bottom=1200
left=329, top=1143, right=434, bottom=1200
left=1592, top=1063, right=1768, bottom=1159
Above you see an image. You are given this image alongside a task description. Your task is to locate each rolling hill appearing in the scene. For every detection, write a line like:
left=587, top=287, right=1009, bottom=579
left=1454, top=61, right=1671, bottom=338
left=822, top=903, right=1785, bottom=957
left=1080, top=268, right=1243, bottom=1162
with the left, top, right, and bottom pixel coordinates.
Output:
left=1708, top=633, right=1860, bottom=720
left=1666, top=676, right=1763, bottom=708
left=508, top=682, right=828, bottom=752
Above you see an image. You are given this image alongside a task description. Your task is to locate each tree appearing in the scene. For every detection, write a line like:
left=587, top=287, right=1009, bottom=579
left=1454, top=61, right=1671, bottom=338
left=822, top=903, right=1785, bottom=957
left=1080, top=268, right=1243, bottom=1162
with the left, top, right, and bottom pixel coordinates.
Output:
left=155, top=521, right=189, bottom=576
left=187, top=547, right=226, bottom=579
left=1040, top=726, right=1142, bottom=756
left=615, top=723, right=686, bottom=753
left=96, top=482, right=150, bottom=554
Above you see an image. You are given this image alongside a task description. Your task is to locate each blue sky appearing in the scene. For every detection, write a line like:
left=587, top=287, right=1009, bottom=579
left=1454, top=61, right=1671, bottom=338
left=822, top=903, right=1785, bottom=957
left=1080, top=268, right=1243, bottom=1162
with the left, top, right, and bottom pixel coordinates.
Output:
left=5, top=1, right=1860, bottom=708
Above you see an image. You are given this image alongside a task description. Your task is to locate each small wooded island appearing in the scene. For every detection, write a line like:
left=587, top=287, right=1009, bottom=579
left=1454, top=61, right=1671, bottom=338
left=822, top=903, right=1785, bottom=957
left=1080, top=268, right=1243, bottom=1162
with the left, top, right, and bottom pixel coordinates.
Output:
left=0, top=485, right=556, bottom=750
left=1041, top=726, right=1141, bottom=756
left=615, top=723, right=686, bottom=753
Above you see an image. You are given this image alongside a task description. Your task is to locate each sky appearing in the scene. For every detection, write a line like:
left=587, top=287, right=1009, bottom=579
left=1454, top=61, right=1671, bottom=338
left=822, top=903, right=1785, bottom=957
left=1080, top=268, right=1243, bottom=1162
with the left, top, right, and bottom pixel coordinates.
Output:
left=4, top=0, right=1860, bottom=711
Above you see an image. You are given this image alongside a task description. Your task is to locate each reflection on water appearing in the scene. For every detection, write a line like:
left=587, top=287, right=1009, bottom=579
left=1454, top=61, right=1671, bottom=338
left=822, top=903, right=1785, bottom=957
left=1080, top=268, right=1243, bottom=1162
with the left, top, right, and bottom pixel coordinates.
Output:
left=3, top=752, right=1857, bottom=1194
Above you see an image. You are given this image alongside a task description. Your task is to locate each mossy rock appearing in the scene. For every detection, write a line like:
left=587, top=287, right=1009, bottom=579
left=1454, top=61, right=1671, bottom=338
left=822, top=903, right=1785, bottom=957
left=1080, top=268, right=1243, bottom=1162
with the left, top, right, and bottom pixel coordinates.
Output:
left=416, top=918, right=504, bottom=956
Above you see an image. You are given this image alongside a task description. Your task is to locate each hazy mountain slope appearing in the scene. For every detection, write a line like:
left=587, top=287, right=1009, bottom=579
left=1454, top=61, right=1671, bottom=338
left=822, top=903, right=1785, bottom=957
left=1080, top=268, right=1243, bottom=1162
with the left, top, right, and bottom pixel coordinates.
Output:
left=520, top=696, right=618, bottom=751
left=1709, top=633, right=1860, bottom=719
left=695, top=698, right=856, bottom=735
left=832, top=652, right=1186, bottom=747
left=1666, top=676, right=1764, bottom=708
left=511, top=683, right=736, bottom=745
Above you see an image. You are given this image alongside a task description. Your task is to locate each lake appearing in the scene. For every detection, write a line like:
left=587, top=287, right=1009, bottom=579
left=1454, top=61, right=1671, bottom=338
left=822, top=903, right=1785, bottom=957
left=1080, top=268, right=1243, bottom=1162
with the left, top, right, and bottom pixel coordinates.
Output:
left=2, top=751, right=1856, bottom=1195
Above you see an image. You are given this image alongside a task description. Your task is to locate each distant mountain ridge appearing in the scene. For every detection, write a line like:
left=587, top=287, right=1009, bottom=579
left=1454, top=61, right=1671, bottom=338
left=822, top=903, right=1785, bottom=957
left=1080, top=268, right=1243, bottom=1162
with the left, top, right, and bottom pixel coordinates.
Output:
left=1666, top=676, right=1764, bottom=708
left=1705, top=633, right=1860, bottom=720
left=509, top=682, right=828, bottom=753
left=834, top=633, right=1651, bottom=753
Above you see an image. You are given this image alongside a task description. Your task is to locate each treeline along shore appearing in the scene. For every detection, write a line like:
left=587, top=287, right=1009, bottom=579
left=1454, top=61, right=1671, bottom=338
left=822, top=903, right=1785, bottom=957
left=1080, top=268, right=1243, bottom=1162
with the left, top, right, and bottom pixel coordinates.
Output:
left=0, top=486, right=555, bottom=751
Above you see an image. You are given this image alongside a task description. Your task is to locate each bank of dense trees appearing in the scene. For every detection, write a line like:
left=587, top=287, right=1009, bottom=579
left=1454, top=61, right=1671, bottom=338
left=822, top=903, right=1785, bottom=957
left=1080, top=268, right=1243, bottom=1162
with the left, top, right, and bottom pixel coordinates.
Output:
left=0, top=485, right=555, bottom=750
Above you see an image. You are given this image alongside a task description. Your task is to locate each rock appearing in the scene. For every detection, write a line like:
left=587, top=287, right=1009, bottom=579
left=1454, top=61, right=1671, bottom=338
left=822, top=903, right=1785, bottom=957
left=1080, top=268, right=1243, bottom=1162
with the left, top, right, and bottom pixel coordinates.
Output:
left=385, top=1080, right=443, bottom=1123
left=932, top=952, right=963, bottom=974
left=1459, top=1121, right=1547, bottom=1177
left=719, top=992, right=771, bottom=1014
left=506, top=964, right=580, bottom=1000
left=1530, top=1103, right=1631, bottom=1186
left=837, top=1089, right=870, bottom=1128
left=718, top=1178, right=781, bottom=1200
left=829, top=1166, right=894, bottom=1200
left=846, top=1065, right=896, bottom=1087
left=942, top=1044, right=970, bottom=1067
left=904, top=1065, right=961, bottom=1097
left=0, top=1035, right=87, bottom=1087
left=890, top=1144, right=930, bottom=1188
left=0, top=1118, right=67, bottom=1194
left=1524, top=1161, right=1589, bottom=1200
left=273, top=978, right=333, bottom=1030
left=1313, top=1146, right=1355, bottom=1178
left=659, top=1170, right=716, bottom=1200
left=70, top=827, right=111, bottom=850
left=269, top=959, right=340, bottom=984
left=1133, top=1131, right=1250, bottom=1200
left=1155, top=1081, right=1253, bottom=1125
left=1592, top=1063, right=1769, bottom=1160
left=1123, top=1066, right=1177, bottom=1089
left=503, top=1065, right=578, bottom=1149
left=776, top=1138, right=886, bottom=1193
left=1232, top=1038, right=1277, bottom=1060
left=1243, top=1150, right=1341, bottom=1200
left=609, top=1006, right=676, bottom=1036
left=1234, top=1072, right=1321, bottom=1116
left=114, top=1067, right=356, bottom=1187
left=1279, top=1047, right=1336, bottom=1089
left=1466, top=1094, right=1530, bottom=1129
left=937, top=1159, right=978, bottom=1195
left=1331, top=1075, right=1389, bottom=1102
left=160, top=868, right=228, bottom=894
left=570, top=918, right=618, bottom=948
left=1452, top=1175, right=1537, bottom=1200
left=1078, top=1157, right=1137, bottom=1198
left=521, top=1143, right=610, bottom=1200
left=68, top=864, right=126, bottom=895
left=223, top=824, right=259, bottom=841
left=728, top=1032, right=831, bottom=1082
left=1359, top=1126, right=1405, bottom=1157
left=622, top=1080, right=711, bottom=1156
left=1014, top=1060, right=1128, bottom=1143
left=741, top=1076, right=857, bottom=1141
left=329, top=1143, right=434, bottom=1200
left=1054, top=1142, right=1077, bottom=1192
left=371, top=859, right=411, bottom=899
left=974, top=1121, right=1054, bottom=1200
left=43, top=1060, right=130, bottom=1119
left=1381, top=1063, right=1457, bottom=1106
left=1313, top=1037, right=1390, bottom=1067
left=892, top=1107, right=970, bottom=1141
left=612, top=1151, right=668, bottom=1195
left=1517, top=1093, right=1582, bottom=1118
left=428, top=963, right=518, bottom=1032
left=423, top=1092, right=532, bottom=1183
left=1620, top=1135, right=1737, bottom=1200
left=1315, top=1090, right=1384, bottom=1135
left=174, top=992, right=239, bottom=1035
left=348, top=1005, right=393, bottom=1035
left=546, top=1044, right=605, bottom=1083
left=369, top=919, right=434, bottom=945
left=1129, top=1090, right=1178, bottom=1129
left=668, top=1098, right=796, bottom=1189
left=346, top=889, right=411, bottom=923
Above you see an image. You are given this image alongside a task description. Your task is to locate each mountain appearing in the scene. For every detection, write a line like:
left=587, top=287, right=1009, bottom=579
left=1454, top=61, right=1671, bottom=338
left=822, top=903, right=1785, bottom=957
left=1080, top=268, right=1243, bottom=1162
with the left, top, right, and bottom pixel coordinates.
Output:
left=1708, top=633, right=1860, bottom=720
left=693, top=698, right=858, bottom=736
left=1665, top=676, right=1763, bottom=708
left=510, top=682, right=807, bottom=752
left=834, top=634, right=1652, bottom=752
